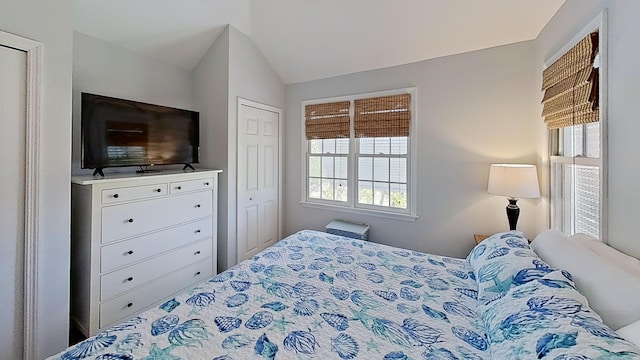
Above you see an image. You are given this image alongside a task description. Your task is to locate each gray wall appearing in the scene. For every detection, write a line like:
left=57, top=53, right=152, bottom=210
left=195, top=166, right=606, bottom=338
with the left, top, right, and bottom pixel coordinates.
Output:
left=193, top=25, right=285, bottom=271
left=193, top=26, right=231, bottom=272
left=536, top=0, right=640, bottom=258
left=0, top=0, right=73, bottom=357
left=284, top=41, right=541, bottom=258
left=72, top=32, right=194, bottom=175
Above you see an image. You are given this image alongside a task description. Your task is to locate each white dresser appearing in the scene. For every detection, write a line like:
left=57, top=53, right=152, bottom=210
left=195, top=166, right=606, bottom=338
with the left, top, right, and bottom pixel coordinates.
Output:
left=70, top=170, right=221, bottom=336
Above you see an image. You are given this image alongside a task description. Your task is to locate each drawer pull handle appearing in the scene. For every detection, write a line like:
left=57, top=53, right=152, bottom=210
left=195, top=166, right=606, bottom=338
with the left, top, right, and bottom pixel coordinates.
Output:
left=204, top=182, right=210, bottom=186
left=176, top=186, right=182, bottom=190
left=126, top=250, right=134, bottom=255
left=155, top=188, right=162, bottom=193
left=113, top=194, right=119, bottom=199
left=127, top=218, right=134, bottom=223
left=194, top=251, right=201, bottom=255
left=126, top=277, right=134, bottom=282
left=127, top=302, right=133, bottom=308
left=195, top=229, right=201, bottom=234
left=195, top=271, right=201, bottom=276
left=195, top=204, right=201, bottom=208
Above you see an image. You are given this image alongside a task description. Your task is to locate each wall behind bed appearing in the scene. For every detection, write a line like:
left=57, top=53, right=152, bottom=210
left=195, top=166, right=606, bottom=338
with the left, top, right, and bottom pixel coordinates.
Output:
left=284, top=41, right=542, bottom=258
left=535, top=0, right=640, bottom=259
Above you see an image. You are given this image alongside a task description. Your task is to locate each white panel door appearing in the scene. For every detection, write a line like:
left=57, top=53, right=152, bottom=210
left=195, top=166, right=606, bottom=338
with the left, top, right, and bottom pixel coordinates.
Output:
left=0, top=44, right=27, bottom=360
left=237, top=103, right=280, bottom=262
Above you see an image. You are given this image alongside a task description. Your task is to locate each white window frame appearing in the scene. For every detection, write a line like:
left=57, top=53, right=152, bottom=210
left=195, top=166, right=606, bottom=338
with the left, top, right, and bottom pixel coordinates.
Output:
left=547, top=11, right=608, bottom=242
left=300, top=87, right=418, bottom=221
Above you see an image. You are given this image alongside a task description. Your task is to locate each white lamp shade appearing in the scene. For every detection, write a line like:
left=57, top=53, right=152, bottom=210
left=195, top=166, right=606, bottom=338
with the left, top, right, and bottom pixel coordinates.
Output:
left=488, top=164, right=540, bottom=199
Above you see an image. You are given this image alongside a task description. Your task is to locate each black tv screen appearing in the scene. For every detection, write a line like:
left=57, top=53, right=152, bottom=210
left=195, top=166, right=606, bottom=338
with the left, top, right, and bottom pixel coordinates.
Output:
left=81, top=93, right=199, bottom=172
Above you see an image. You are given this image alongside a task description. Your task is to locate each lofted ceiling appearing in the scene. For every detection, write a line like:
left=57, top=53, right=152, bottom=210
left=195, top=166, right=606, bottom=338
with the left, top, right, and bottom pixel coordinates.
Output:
left=74, top=0, right=565, bottom=84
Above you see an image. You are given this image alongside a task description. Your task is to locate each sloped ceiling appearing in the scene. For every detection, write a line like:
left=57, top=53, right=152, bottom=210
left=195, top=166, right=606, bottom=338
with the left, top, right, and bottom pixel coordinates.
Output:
left=74, top=0, right=565, bottom=84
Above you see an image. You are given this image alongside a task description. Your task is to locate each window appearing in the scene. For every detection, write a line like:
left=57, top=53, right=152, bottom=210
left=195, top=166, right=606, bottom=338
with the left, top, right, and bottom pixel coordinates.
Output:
left=551, top=123, right=600, bottom=238
left=543, top=24, right=605, bottom=239
left=302, top=88, right=417, bottom=219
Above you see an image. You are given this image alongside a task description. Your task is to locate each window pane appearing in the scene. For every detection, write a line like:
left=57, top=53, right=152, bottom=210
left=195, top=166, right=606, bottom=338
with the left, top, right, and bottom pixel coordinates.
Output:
left=574, top=165, right=599, bottom=238
left=309, top=156, right=321, bottom=177
left=390, top=158, right=407, bottom=183
left=322, top=156, right=334, bottom=177
left=359, top=138, right=374, bottom=154
left=374, top=137, right=390, bottom=154
left=390, top=183, right=407, bottom=209
left=585, top=122, right=600, bottom=158
left=323, top=139, right=336, bottom=154
left=358, top=157, right=373, bottom=181
left=335, top=157, right=348, bottom=179
left=390, top=137, right=408, bottom=155
left=374, top=182, right=390, bottom=207
left=335, top=179, right=348, bottom=202
left=358, top=181, right=373, bottom=204
left=336, top=138, right=349, bottom=154
left=322, top=179, right=334, bottom=200
left=373, top=158, right=389, bottom=182
left=561, top=125, right=583, bottom=157
left=309, top=178, right=321, bottom=199
left=310, top=139, right=322, bottom=154
left=555, top=162, right=600, bottom=239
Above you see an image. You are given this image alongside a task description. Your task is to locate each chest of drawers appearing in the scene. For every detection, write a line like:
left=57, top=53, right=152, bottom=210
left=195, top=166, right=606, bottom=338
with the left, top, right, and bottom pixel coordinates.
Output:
left=70, top=170, right=221, bottom=336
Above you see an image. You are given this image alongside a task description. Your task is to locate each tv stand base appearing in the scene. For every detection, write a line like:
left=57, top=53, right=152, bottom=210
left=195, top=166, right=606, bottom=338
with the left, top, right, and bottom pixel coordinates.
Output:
left=92, top=168, right=105, bottom=177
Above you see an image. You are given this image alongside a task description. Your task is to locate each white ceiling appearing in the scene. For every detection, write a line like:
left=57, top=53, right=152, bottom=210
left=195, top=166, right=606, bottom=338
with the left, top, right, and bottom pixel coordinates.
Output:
left=74, top=0, right=565, bottom=84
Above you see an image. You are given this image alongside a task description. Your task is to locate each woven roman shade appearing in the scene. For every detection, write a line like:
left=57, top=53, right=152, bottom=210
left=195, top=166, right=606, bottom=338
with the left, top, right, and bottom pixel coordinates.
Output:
left=541, top=32, right=599, bottom=130
left=305, top=101, right=350, bottom=139
left=354, top=94, right=411, bottom=137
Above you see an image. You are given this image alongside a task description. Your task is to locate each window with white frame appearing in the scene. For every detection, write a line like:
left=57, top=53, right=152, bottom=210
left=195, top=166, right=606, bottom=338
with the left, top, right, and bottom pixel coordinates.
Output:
left=302, top=88, right=417, bottom=218
left=551, top=123, right=600, bottom=238
left=543, top=28, right=604, bottom=239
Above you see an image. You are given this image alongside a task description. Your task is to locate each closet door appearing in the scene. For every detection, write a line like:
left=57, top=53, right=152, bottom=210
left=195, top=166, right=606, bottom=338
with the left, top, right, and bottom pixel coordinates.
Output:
left=237, top=101, right=280, bottom=262
left=0, top=44, right=27, bottom=360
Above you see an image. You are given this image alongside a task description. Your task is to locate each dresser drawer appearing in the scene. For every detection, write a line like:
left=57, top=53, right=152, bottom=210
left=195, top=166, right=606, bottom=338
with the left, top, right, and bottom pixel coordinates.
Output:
left=99, top=258, right=213, bottom=329
left=170, top=177, right=213, bottom=194
left=101, top=190, right=213, bottom=243
left=100, top=239, right=212, bottom=300
left=102, top=183, right=167, bottom=204
left=101, top=218, right=213, bottom=273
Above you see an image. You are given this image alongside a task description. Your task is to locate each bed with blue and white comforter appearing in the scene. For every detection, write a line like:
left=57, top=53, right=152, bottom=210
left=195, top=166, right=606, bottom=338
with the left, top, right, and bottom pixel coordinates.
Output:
left=49, top=230, right=640, bottom=359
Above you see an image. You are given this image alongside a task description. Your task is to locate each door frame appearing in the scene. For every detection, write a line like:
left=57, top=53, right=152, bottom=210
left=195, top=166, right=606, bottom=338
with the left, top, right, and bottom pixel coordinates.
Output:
left=0, top=30, right=43, bottom=360
left=236, top=98, right=283, bottom=259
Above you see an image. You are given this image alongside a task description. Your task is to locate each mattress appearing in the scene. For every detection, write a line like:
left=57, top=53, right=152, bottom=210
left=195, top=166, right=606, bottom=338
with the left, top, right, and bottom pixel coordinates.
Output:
left=48, top=230, right=640, bottom=359
left=50, top=230, right=487, bottom=359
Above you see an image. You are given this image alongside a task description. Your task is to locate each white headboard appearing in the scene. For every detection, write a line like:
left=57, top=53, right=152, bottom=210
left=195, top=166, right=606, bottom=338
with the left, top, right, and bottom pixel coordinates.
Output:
left=531, top=230, right=640, bottom=330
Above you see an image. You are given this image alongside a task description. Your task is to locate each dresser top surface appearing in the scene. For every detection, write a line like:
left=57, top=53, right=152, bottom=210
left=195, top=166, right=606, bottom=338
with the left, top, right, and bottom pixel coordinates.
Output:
left=72, top=169, right=222, bottom=185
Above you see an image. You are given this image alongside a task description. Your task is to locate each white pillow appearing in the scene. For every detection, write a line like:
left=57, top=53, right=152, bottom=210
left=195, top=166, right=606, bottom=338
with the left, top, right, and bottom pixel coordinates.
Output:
left=531, top=230, right=640, bottom=330
left=570, top=233, right=640, bottom=276
left=617, top=320, right=640, bottom=346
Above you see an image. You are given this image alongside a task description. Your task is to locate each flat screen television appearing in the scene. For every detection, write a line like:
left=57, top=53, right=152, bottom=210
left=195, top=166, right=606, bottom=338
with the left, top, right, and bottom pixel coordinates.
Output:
left=81, top=93, right=199, bottom=176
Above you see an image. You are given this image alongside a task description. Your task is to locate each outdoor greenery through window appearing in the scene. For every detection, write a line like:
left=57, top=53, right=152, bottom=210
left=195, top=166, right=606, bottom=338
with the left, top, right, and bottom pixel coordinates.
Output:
left=303, top=89, right=415, bottom=216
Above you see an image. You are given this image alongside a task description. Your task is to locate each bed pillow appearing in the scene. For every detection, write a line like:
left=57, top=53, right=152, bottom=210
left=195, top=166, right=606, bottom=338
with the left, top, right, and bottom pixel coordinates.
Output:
left=468, top=231, right=554, bottom=304
left=480, top=270, right=640, bottom=359
left=617, top=320, right=640, bottom=346
left=532, top=229, right=640, bottom=330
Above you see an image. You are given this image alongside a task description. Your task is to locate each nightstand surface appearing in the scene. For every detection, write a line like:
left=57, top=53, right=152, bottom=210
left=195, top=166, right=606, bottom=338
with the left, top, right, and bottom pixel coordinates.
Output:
left=474, top=234, right=489, bottom=244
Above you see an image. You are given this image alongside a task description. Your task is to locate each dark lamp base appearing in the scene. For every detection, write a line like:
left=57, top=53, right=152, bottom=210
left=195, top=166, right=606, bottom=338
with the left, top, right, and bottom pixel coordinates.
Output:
left=506, top=198, right=520, bottom=231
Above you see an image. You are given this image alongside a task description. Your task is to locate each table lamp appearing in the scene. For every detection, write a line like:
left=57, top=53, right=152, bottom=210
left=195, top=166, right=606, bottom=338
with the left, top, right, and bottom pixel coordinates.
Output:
left=487, top=164, right=540, bottom=231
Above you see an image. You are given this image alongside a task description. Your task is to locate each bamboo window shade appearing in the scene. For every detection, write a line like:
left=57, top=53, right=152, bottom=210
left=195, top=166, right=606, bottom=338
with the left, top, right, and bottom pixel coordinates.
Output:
left=305, top=101, right=350, bottom=139
left=541, top=31, right=599, bottom=130
left=354, top=94, right=411, bottom=137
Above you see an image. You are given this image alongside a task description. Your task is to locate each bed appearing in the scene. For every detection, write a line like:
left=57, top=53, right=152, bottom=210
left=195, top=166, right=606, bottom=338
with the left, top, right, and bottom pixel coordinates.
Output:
left=48, top=230, right=640, bottom=359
